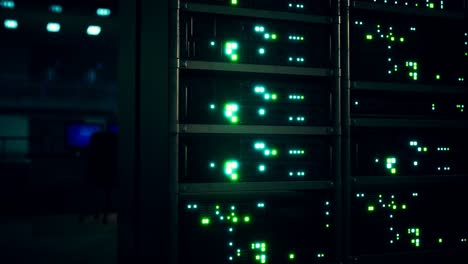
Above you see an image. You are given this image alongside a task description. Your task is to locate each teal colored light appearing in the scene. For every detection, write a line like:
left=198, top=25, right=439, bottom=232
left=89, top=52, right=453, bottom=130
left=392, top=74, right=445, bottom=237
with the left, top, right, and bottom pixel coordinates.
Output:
left=49, top=5, right=62, bottom=13
left=257, top=202, right=265, bottom=208
left=289, top=253, right=295, bottom=260
left=96, top=8, right=111, bottom=17
left=209, top=104, right=215, bottom=110
left=201, top=217, right=210, bottom=225
left=4, top=19, right=18, bottom=29
left=264, top=33, right=270, bottom=39
left=413, top=161, right=418, bottom=166
left=87, top=25, right=102, bottom=36
left=258, top=48, right=265, bottom=55
left=258, top=108, right=266, bottom=116
left=258, top=164, right=266, bottom=172
left=231, top=0, right=238, bottom=5
left=254, top=85, right=265, bottom=93
left=210, top=162, right=215, bottom=168
left=210, top=41, right=215, bottom=46
left=254, top=25, right=265, bottom=32
left=254, top=142, right=265, bottom=150
left=0, top=0, right=14, bottom=9
left=46, top=22, right=61, bottom=33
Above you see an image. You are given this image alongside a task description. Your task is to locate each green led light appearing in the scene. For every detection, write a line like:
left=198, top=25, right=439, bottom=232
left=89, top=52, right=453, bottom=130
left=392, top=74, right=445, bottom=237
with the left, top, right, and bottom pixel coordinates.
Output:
left=254, top=86, right=265, bottom=94
left=368, top=205, right=375, bottom=212
left=391, top=168, right=397, bottom=174
left=232, top=217, right=238, bottom=223
left=366, top=34, right=373, bottom=40
left=49, top=5, right=63, bottom=13
left=271, top=94, right=277, bottom=100
left=429, top=3, right=434, bottom=8
left=258, top=164, right=266, bottom=172
left=436, top=74, right=441, bottom=80
left=423, top=147, right=428, bottom=152
left=46, top=22, right=61, bottom=33
left=0, top=0, right=14, bottom=8
left=258, top=48, right=265, bottom=55
left=87, top=25, right=102, bottom=36
left=210, top=162, right=215, bottom=168
left=400, top=37, right=404, bottom=42
left=254, top=142, right=265, bottom=149
left=96, top=8, right=111, bottom=17
left=4, top=19, right=18, bottom=29
left=272, top=149, right=277, bottom=156
left=271, top=34, right=277, bottom=40
left=438, top=238, right=443, bottom=243
left=258, top=108, right=266, bottom=116
left=326, top=223, right=330, bottom=228
left=289, top=253, right=295, bottom=260
left=210, top=104, right=215, bottom=109
left=231, top=54, right=238, bottom=61
left=244, top=216, right=250, bottom=222
left=231, top=0, right=238, bottom=5
left=264, top=33, right=270, bottom=39
left=201, top=217, right=210, bottom=225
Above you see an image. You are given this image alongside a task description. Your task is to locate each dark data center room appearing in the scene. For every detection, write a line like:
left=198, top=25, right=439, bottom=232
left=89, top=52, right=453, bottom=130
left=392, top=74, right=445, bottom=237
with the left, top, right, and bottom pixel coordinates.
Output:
left=0, top=0, right=467, bottom=264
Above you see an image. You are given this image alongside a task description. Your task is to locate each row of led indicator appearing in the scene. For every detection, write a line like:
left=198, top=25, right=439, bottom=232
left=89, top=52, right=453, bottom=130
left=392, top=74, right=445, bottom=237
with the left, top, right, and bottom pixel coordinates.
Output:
left=0, top=1, right=111, bottom=16
left=3, top=19, right=102, bottom=35
left=371, top=0, right=445, bottom=9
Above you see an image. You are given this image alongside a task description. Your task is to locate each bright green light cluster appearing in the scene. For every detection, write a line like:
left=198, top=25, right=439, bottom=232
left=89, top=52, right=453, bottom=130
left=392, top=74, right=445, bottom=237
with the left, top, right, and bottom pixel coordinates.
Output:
left=253, top=24, right=277, bottom=41
left=317, top=253, right=325, bottom=258
left=289, top=3, right=305, bottom=9
left=385, top=157, right=397, bottom=175
left=201, top=217, right=210, bottom=226
left=432, top=103, right=436, bottom=111
left=46, top=22, right=61, bottom=33
left=3, top=19, right=18, bottom=29
left=405, top=61, right=419, bottom=81
left=230, top=0, right=238, bottom=6
left=288, top=94, right=304, bottom=100
left=224, top=160, right=239, bottom=181
left=456, top=104, right=465, bottom=113
left=224, top=103, right=239, bottom=123
left=97, top=8, right=111, bottom=17
left=409, top=141, right=418, bottom=146
left=459, top=77, right=465, bottom=82
left=417, top=146, right=428, bottom=152
left=253, top=141, right=278, bottom=157
left=251, top=242, right=268, bottom=263
left=253, top=85, right=278, bottom=102
left=289, top=253, right=295, bottom=260
left=408, top=227, right=421, bottom=247
left=0, top=0, right=14, bottom=9
left=224, top=41, right=239, bottom=62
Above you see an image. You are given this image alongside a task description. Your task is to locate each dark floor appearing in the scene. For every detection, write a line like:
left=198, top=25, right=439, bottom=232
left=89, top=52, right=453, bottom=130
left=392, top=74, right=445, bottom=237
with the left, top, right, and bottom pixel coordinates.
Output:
left=0, top=214, right=116, bottom=264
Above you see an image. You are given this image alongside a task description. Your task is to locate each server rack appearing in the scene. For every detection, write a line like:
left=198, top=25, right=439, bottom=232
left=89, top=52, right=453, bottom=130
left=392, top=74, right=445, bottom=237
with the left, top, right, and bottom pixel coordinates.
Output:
left=118, top=0, right=467, bottom=263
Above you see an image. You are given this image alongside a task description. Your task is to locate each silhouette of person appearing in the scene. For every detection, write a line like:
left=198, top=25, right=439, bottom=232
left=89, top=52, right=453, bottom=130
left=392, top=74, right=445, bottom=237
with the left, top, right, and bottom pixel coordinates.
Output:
left=85, top=130, right=118, bottom=224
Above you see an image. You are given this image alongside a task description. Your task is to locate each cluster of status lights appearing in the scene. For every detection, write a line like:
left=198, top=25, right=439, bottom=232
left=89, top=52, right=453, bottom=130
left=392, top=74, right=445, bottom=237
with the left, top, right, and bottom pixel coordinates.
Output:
left=357, top=21, right=465, bottom=82
left=357, top=191, right=468, bottom=249
left=373, top=139, right=453, bottom=175
left=208, top=140, right=312, bottom=181
left=212, top=22, right=306, bottom=64
left=184, top=200, right=330, bottom=262
left=370, top=0, right=446, bottom=10
left=209, top=85, right=308, bottom=125
left=358, top=193, right=423, bottom=247
left=3, top=18, right=102, bottom=35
